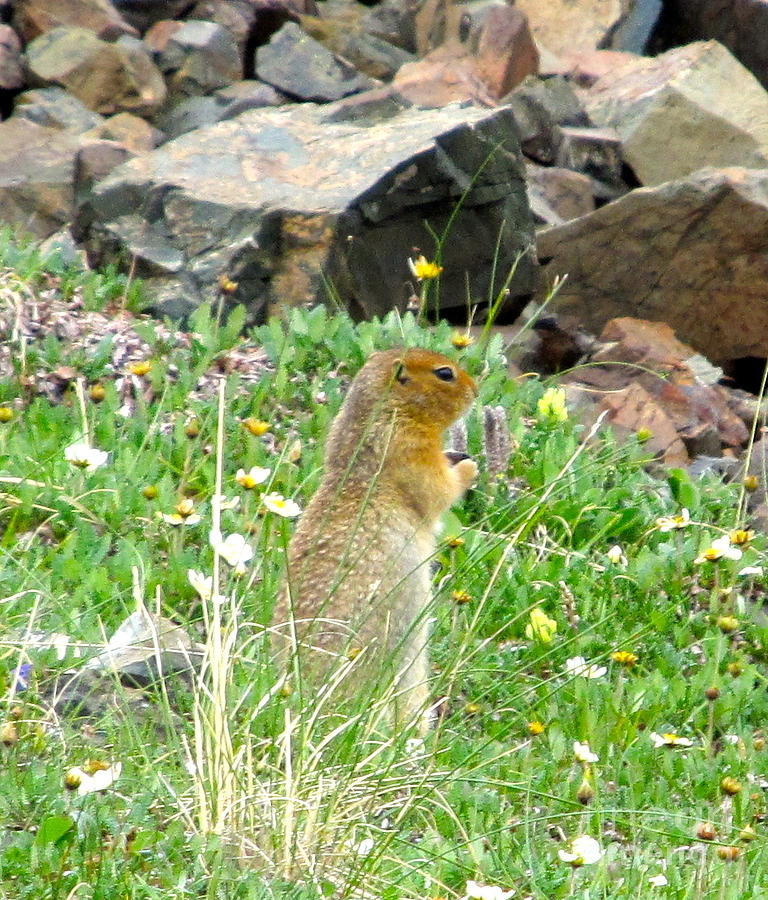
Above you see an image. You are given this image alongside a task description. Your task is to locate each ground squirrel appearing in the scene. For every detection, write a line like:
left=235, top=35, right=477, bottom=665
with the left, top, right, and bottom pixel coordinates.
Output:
left=274, top=347, right=478, bottom=726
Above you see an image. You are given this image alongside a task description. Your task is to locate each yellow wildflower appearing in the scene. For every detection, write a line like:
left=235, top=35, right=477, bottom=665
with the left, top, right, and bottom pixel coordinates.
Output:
left=524, top=608, right=557, bottom=644
left=408, top=255, right=443, bottom=281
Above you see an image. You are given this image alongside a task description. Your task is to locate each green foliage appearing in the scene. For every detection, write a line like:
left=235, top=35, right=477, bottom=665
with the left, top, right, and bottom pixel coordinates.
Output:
left=0, top=237, right=767, bottom=898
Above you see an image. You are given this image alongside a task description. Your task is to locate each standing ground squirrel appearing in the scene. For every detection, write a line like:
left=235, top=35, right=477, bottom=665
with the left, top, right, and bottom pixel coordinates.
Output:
left=273, top=347, right=478, bottom=727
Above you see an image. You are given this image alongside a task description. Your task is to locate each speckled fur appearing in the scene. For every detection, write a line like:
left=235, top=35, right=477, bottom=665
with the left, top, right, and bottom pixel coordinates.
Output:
left=273, top=348, right=477, bottom=725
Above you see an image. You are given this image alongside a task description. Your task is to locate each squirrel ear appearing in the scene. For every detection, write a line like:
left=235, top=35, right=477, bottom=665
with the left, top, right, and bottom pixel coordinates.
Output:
left=392, top=359, right=409, bottom=384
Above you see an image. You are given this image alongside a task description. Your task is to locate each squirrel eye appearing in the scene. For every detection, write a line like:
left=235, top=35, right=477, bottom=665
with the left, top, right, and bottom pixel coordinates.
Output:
left=433, top=366, right=456, bottom=382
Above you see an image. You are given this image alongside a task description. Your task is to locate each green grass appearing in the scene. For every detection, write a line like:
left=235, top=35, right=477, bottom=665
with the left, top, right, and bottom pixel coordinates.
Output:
left=1, top=237, right=768, bottom=899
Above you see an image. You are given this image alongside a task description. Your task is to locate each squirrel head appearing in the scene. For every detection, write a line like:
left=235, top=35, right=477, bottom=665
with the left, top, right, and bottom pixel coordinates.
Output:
left=365, top=347, right=477, bottom=431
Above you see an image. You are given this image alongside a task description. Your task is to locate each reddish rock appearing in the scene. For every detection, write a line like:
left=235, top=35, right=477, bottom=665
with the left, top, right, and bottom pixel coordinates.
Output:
left=411, top=0, right=537, bottom=99
left=559, top=49, right=641, bottom=86
left=472, top=5, right=539, bottom=97
left=537, top=167, right=768, bottom=366
left=589, top=380, right=691, bottom=467
left=0, top=25, right=24, bottom=91
left=13, top=0, right=138, bottom=41
left=565, top=318, right=749, bottom=461
left=391, top=42, right=494, bottom=107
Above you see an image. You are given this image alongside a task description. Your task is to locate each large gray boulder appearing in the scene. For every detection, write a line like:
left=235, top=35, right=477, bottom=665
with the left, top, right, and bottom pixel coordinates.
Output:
left=537, top=166, right=768, bottom=366
left=78, top=102, right=536, bottom=320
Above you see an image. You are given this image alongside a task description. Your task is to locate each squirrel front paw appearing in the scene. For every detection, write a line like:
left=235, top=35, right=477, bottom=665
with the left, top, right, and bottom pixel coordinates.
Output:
left=452, top=457, right=478, bottom=491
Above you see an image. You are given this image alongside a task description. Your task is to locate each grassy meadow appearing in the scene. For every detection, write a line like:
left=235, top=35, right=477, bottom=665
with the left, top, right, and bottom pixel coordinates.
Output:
left=1, top=232, right=768, bottom=898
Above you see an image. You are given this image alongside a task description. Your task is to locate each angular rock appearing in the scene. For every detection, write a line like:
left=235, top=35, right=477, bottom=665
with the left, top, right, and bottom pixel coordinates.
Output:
left=656, top=0, right=768, bottom=90
left=362, top=0, right=421, bottom=54
left=411, top=0, right=537, bottom=97
left=595, top=380, right=691, bottom=467
left=556, top=126, right=624, bottom=188
left=189, top=0, right=257, bottom=58
left=0, top=25, right=24, bottom=91
left=586, top=41, right=768, bottom=186
left=0, top=119, right=81, bottom=238
left=559, top=48, right=641, bottom=87
left=14, top=87, right=105, bottom=132
left=514, top=0, right=625, bottom=56
left=322, top=86, right=412, bottom=124
left=298, top=14, right=416, bottom=81
left=156, top=81, right=286, bottom=138
left=602, top=0, right=661, bottom=53
left=154, top=95, right=223, bottom=138
left=214, top=80, right=286, bottom=116
left=79, top=103, right=536, bottom=321
left=148, top=19, right=242, bottom=98
left=12, top=0, right=138, bottom=41
left=469, top=4, right=539, bottom=98
left=526, top=164, right=594, bottom=225
left=537, top=167, right=768, bottom=367
left=503, top=75, right=590, bottom=164
left=112, top=0, right=193, bottom=34
left=566, top=317, right=748, bottom=462
left=84, top=111, right=164, bottom=152
left=392, top=43, right=494, bottom=107
left=75, top=139, right=135, bottom=201
left=255, top=22, right=377, bottom=101
left=26, top=26, right=166, bottom=116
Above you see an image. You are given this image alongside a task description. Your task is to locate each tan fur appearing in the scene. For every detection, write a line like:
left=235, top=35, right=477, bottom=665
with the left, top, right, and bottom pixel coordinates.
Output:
left=273, top=348, right=477, bottom=726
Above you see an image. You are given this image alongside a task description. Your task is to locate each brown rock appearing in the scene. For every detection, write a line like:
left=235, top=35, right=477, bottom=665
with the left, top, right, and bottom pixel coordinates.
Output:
left=576, top=318, right=749, bottom=452
left=514, top=0, right=625, bottom=56
left=26, top=27, right=167, bottom=116
left=84, top=112, right=164, bottom=152
left=76, top=139, right=135, bottom=198
left=142, top=19, right=183, bottom=53
left=391, top=42, right=494, bottom=107
left=537, top=167, right=768, bottom=367
left=559, top=49, right=641, bottom=87
left=590, top=380, right=691, bottom=467
left=471, top=4, right=539, bottom=97
left=586, top=41, right=768, bottom=186
left=413, top=0, right=462, bottom=55
left=526, top=164, right=594, bottom=224
left=412, top=0, right=537, bottom=99
left=13, top=0, right=138, bottom=41
left=0, top=25, right=24, bottom=91
left=0, top=119, right=81, bottom=238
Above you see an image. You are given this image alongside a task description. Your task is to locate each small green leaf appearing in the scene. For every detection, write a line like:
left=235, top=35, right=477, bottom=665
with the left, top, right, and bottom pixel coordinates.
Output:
left=35, top=815, right=75, bottom=847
